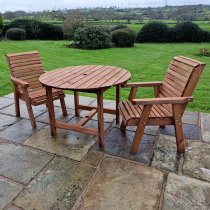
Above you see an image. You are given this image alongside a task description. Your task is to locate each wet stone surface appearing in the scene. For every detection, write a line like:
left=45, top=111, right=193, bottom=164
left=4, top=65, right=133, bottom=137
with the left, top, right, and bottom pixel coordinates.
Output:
left=82, top=150, right=104, bottom=167
left=0, top=142, right=53, bottom=185
left=183, top=141, right=210, bottom=182
left=160, top=124, right=201, bottom=140
left=152, top=134, right=178, bottom=172
left=36, top=107, right=74, bottom=124
left=73, top=157, right=164, bottom=210
left=0, top=119, right=46, bottom=143
left=0, top=102, right=47, bottom=119
left=0, top=114, right=19, bottom=131
left=200, top=113, right=210, bottom=142
left=163, top=173, right=210, bottom=210
left=24, top=125, right=97, bottom=161
left=54, top=94, right=96, bottom=109
left=0, top=97, right=14, bottom=109
left=13, top=157, right=95, bottom=210
left=0, top=178, right=23, bottom=210
left=94, top=127, right=157, bottom=164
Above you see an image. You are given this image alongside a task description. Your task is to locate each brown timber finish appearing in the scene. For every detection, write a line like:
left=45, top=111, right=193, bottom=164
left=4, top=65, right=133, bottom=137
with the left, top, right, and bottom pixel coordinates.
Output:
left=119, top=56, right=206, bottom=154
left=39, top=65, right=131, bottom=146
left=6, top=51, right=67, bottom=128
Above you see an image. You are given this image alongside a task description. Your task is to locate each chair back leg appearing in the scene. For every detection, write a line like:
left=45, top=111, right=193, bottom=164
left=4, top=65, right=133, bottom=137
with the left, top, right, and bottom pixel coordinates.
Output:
left=60, top=97, right=67, bottom=116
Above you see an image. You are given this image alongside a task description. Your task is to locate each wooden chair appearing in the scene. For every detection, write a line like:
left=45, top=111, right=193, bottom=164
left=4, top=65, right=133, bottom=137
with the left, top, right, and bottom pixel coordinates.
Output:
left=6, top=51, right=67, bottom=128
left=119, top=56, right=205, bottom=154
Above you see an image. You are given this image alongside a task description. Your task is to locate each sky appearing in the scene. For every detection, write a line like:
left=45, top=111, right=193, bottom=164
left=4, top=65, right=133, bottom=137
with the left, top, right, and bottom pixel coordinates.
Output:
left=1, top=0, right=210, bottom=12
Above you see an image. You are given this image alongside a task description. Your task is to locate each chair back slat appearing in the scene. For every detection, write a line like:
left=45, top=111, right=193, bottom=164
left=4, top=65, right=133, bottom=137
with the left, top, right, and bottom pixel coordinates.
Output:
left=6, top=51, right=44, bottom=90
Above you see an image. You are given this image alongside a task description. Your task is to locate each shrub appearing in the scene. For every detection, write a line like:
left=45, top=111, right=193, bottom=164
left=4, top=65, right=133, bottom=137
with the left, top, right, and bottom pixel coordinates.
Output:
left=111, top=24, right=128, bottom=32
left=199, top=48, right=210, bottom=57
left=111, top=28, right=136, bottom=47
left=0, top=14, right=3, bottom=37
left=4, top=19, right=63, bottom=40
left=5, top=28, right=26, bottom=40
left=172, top=22, right=204, bottom=42
left=136, top=21, right=170, bottom=43
left=73, top=25, right=112, bottom=50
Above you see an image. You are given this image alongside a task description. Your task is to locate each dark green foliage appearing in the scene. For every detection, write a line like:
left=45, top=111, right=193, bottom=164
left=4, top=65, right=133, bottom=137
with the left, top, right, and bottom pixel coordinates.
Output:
left=136, top=21, right=170, bottom=43
left=0, top=14, right=3, bottom=37
left=111, top=28, right=136, bottom=47
left=172, top=22, right=204, bottom=42
left=4, top=19, right=63, bottom=40
left=111, top=24, right=128, bottom=32
left=73, top=25, right=112, bottom=50
left=6, top=28, right=26, bottom=40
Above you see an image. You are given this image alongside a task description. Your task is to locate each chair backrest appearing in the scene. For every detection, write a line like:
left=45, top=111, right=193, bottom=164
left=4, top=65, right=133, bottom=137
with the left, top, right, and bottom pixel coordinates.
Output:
left=159, top=56, right=206, bottom=114
left=6, top=51, right=45, bottom=90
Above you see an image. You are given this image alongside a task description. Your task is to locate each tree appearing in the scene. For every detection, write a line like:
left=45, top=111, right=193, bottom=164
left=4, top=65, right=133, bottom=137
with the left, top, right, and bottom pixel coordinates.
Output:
left=3, top=11, right=16, bottom=20
left=62, top=10, right=86, bottom=40
left=0, top=14, right=3, bottom=37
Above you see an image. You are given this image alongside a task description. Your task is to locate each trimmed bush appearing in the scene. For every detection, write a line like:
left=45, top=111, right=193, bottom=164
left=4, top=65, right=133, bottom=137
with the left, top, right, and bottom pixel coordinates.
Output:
left=111, top=24, right=128, bottom=32
left=73, top=26, right=112, bottom=50
left=136, top=21, right=170, bottom=43
left=111, top=28, right=136, bottom=47
left=6, top=28, right=26, bottom=40
left=0, top=14, right=3, bottom=37
left=172, top=22, right=204, bottom=42
left=4, top=19, right=63, bottom=40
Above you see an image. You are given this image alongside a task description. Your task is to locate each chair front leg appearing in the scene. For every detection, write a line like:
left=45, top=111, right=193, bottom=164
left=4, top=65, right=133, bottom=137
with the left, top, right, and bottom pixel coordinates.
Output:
left=22, top=87, right=36, bottom=128
left=120, top=119, right=126, bottom=131
left=60, top=97, right=67, bottom=116
left=130, top=105, right=152, bottom=154
left=172, top=104, right=185, bottom=153
left=14, top=84, right=20, bottom=117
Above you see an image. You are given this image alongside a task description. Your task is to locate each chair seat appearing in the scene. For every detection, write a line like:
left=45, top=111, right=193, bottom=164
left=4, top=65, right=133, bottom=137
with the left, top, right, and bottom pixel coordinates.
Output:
left=119, top=100, right=172, bottom=122
left=20, top=87, right=64, bottom=105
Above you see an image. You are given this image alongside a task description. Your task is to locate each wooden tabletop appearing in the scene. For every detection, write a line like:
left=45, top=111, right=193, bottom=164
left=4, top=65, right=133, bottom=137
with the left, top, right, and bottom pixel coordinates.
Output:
left=39, top=65, right=131, bottom=90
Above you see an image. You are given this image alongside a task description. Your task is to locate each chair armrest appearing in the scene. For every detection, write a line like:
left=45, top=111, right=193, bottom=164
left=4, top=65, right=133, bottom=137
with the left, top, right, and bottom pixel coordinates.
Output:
left=11, top=76, right=29, bottom=88
left=133, top=97, right=193, bottom=105
left=122, top=81, right=162, bottom=88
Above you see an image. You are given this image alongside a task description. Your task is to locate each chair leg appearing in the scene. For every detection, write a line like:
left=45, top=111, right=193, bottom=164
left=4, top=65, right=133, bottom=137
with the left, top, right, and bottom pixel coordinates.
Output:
left=22, top=88, right=36, bottom=128
left=120, top=120, right=126, bottom=131
left=173, top=104, right=185, bottom=153
left=160, top=125, right=165, bottom=129
left=14, top=87, right=20, bottom=117
left=74, top=91, right=80, bottom=117
left=130, top=105, right=152, bottom=154
left=60, top=97, right=67, bottom=116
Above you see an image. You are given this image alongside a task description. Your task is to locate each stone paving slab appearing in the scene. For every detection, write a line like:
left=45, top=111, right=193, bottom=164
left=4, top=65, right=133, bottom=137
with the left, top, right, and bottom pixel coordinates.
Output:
left=0, top=97, right=14, bottom=109
left=200, top=113, right=210, bottom=142
left=13, top=157, right=95, bottom=210
left=54, top=94, right=96, bottom=109
left=94, top=127, right=157, bottom=165
left=0, top=114, right=19, bottom=131
left=160, top=124, right=201, bottom=140
left=24, top=125, right=97, bottom=161
left=3, top=93, right=14, bottom=99
left=152, top=134, right=178, bottom=172
left=0, top=119, right=46, bottom=144
left=36, top=107, right=75, bottom=124
left=0, top=142, right=53, bottom=185
left=5, top=205, right=22, bottom=210
left=82, top=150, right=104, bottom=167
left=0, top=102, right=47, bottom=119
left=163, top=173, right=210, bottom=210
left=73, top=157, right=164, bottom=210
left=182, top=111, right=199, bottom=126
left=183, top=141, right=210, bottom=182
left=0, top=178, right=23, bottom=210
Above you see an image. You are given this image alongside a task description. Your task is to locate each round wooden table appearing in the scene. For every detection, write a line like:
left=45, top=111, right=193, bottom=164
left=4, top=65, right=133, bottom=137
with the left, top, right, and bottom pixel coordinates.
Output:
left=39, top=65, right=131, bottom=146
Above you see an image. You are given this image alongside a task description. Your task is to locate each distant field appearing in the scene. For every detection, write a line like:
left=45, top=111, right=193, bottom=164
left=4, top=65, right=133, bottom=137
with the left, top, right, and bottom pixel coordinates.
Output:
left=0, top=40, right=210, bottom=113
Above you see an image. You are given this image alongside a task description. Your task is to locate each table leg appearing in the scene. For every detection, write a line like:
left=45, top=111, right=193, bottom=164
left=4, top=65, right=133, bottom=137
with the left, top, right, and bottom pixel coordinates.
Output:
left=116, top=84, right=121, bottom=124
left=97, top=90, right=104, bottom=147
left=74, top=91, right=80, bottom=117
left=46, top=86, right=57, bottom=136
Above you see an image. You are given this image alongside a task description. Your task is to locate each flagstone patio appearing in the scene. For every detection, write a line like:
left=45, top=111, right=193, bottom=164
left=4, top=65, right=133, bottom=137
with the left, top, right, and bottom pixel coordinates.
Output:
left=0, top=93, right=210, bottom=210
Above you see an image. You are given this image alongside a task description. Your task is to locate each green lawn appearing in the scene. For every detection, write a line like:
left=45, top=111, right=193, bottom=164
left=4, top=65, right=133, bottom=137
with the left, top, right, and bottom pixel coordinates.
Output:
left=0, top=40, right=210, bottom=113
